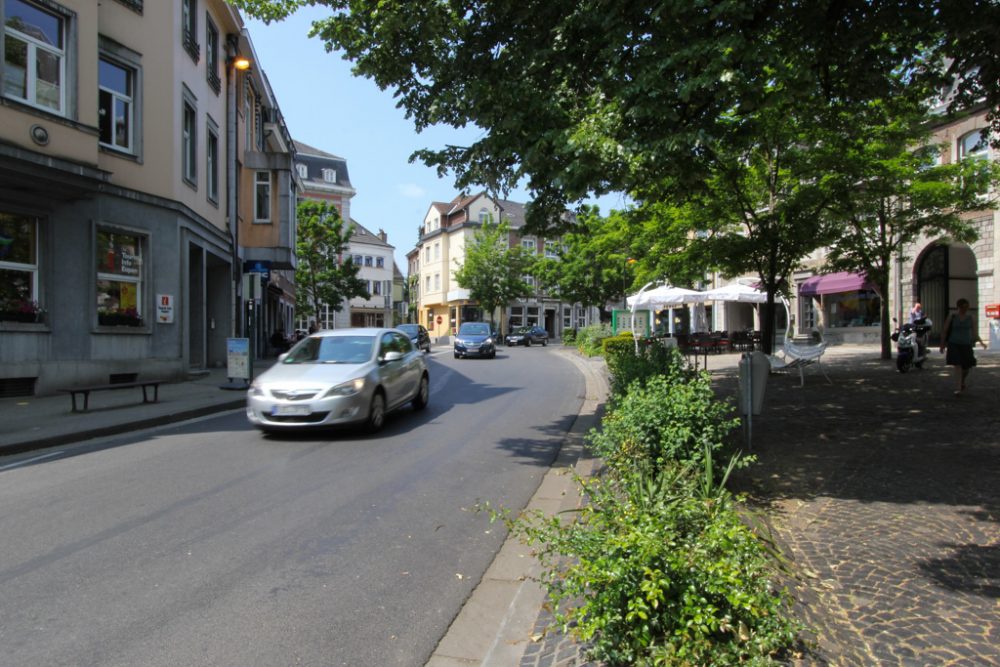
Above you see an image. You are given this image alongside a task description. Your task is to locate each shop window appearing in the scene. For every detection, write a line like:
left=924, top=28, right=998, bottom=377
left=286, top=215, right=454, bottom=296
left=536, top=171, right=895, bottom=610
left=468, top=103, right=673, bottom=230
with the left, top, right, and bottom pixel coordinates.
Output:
left=96, top=229, right=144, bottom=326
left=0, top=213, right=40, bottom=321
left=824, top=290, right=880, bottom=328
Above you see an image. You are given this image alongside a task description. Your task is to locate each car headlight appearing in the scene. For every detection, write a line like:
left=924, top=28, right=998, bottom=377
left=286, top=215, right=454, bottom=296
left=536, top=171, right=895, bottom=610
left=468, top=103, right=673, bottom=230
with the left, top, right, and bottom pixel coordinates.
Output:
left=484, top=337, right=493, bottom=345
left=249, top=383, right=265, bottom=397
left=323, top=377, right=366, bottom=398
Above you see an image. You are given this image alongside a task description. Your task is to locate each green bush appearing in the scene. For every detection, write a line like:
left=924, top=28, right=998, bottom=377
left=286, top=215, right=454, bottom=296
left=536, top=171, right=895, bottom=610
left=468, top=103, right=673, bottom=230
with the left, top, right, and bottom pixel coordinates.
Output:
left=509, top=466, right=800, bottom=666
left=603, top=336, right=692, bottom=399
left=562, top=327, right=578, bottom=345
left=589, top=373, right=745, bottom=480
left=576, top=322, right=614, bottom=356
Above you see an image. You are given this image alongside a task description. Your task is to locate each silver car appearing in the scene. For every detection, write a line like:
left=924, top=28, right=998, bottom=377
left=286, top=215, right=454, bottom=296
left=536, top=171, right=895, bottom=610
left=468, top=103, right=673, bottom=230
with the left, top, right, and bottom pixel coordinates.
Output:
left=247, top=327, right=429, bottom=433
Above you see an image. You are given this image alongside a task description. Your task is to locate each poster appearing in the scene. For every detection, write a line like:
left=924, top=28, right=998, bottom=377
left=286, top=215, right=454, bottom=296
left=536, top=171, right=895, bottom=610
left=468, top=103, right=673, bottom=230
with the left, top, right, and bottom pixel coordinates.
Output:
left=227, top=338, right=250, bottom=380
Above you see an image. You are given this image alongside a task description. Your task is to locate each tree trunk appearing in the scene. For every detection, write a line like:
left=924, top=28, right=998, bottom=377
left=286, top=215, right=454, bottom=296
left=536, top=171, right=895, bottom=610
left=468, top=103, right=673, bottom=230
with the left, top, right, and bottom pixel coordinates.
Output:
left=878, top=278, right=892, bottom=360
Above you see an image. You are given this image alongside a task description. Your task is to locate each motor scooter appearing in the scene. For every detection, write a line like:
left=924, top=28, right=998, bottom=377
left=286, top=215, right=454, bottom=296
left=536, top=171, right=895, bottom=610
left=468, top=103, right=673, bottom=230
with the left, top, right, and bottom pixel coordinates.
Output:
left=891, top=317, right=933, bottom=373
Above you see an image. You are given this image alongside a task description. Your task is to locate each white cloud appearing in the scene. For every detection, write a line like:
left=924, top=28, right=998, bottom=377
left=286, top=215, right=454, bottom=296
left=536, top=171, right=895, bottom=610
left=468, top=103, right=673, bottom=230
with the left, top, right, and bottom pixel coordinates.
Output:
left=398, top=183, right=426, bottom=199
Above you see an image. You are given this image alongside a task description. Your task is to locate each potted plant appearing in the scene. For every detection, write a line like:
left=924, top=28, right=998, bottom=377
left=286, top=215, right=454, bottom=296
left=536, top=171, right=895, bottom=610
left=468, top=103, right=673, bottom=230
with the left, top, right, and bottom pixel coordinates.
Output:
left=0, top=299, right=43, bottom=323
left=98, top=307, right=143, bottom=327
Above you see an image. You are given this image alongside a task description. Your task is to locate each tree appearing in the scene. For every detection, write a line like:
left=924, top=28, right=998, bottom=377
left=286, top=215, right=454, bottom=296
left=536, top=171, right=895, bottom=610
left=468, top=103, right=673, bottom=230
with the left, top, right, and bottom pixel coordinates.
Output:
left=528, top=207, right=634, bottom=321
left=231, top=0, right=995, bottom=232
left=823, top=98, right=997, bottom=359
left=452, top=218, right=532, bottom=331
left=295, top=199, right=368, bottom=325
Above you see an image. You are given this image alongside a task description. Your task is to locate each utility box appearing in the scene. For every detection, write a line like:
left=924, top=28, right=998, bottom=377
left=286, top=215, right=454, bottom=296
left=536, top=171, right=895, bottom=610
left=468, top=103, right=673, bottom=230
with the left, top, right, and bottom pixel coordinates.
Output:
left=738, top=351, right=770, bottom=415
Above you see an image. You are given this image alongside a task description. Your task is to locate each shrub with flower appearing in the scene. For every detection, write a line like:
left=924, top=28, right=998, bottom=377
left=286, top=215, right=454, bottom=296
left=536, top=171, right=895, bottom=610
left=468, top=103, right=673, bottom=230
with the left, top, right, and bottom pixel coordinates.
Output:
left=0, top=298, right=43, bottom=322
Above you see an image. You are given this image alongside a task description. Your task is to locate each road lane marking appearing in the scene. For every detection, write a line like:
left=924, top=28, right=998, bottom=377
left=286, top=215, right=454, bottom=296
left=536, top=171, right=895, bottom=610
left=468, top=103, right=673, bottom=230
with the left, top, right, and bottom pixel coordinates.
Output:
left=0, top=451, right=64, bottom=471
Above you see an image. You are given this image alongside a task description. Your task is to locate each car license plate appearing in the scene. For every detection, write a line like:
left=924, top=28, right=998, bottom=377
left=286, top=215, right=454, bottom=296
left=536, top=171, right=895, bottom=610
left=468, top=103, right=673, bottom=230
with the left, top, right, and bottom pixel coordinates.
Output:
left=272, top=404, right=311, bottom=417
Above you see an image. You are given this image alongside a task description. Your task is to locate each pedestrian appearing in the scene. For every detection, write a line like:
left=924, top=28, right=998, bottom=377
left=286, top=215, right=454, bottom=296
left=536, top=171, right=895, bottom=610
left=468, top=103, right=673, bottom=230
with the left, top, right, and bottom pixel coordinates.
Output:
left=939, top=298, right=987, bottom=395
left=909, top=301, right=925, bottom=323
left=308, top=321, right=318, bottom=335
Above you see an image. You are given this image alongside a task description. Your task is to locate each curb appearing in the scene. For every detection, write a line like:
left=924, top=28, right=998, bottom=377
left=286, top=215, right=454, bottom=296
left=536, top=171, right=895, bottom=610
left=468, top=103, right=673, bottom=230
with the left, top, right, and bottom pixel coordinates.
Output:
left=0, top=399, right=245, bottom=458
left=426, top=348, right=607, bottom=667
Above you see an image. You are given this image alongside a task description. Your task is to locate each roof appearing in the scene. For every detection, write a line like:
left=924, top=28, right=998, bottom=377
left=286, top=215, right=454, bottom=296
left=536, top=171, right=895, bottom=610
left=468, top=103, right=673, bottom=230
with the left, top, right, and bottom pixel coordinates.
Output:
left=348, top=218, right=394, bottom=249
left=292, top=139, right=352, bottom=190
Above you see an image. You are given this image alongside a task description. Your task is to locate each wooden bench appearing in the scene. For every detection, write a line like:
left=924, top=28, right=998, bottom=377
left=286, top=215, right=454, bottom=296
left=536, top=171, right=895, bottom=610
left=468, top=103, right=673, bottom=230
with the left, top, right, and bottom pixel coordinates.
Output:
left=61, top=380, right=162, bottom=412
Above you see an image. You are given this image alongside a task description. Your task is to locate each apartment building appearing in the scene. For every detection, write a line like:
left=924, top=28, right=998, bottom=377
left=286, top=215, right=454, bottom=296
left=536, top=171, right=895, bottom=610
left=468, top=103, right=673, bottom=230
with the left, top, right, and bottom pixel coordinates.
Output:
left=0, top=0, right=295, bottom=395
left=414, top=192, right=600, bottom=341
left=294, top=140, right=396, bottom=329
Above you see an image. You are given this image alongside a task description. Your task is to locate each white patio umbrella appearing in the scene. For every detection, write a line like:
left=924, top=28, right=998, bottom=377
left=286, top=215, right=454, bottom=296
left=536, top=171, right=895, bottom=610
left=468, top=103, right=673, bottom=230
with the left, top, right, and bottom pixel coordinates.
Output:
left=626, top=284, right=705, bottom=308
left=700, top=282, right=769, bottom=303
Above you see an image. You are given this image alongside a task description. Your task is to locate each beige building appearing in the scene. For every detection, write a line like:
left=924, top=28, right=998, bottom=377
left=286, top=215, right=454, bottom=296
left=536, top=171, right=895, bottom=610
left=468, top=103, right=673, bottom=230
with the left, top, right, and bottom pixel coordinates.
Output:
left=414, top=192, right=600, bottom=341
left=0, top=0, right=295, bottom=394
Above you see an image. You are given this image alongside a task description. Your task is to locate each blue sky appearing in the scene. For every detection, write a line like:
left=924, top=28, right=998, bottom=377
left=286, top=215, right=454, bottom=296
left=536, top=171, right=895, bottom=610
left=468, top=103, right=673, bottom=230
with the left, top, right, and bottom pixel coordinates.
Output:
left=243, top=8, right=628, bottom=269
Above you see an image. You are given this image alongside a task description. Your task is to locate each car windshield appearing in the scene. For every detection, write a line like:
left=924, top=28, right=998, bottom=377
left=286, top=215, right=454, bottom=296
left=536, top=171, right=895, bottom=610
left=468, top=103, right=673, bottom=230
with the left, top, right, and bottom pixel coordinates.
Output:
left=282, top=335, right=375, bottom=364
left=459, top=323, right=491, bottom=336
left=514, top=326, right=532, bottom=333
left=397, top=324, right=418, bottom=336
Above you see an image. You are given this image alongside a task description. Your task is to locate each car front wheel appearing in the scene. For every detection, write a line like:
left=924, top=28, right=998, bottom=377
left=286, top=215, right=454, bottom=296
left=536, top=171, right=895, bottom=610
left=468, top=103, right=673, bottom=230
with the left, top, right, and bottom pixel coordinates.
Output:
left=412, top=374, right=429, bottom=410
left=366, top=392, right=386, bottom=433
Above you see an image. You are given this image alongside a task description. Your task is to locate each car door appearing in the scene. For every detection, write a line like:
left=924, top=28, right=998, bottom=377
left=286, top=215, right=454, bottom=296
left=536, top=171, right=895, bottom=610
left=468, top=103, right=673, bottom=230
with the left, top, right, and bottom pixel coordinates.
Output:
left=378, top=332, right=408, bottom=408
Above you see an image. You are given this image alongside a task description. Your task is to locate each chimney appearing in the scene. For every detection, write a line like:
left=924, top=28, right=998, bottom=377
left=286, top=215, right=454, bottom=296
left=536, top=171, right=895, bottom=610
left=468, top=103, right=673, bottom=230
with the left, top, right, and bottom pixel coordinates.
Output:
left=378, top=228, right=387, bottom=242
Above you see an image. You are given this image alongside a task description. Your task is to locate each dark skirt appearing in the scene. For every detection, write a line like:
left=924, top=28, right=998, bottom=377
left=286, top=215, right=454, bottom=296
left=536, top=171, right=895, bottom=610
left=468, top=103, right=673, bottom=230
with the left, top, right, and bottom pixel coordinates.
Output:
left=946, top=343, right=977, bottom=370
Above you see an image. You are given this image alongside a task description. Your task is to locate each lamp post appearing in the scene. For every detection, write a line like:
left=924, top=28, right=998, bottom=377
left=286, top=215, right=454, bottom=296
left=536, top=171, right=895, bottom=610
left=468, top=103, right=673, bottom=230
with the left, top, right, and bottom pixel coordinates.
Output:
left=225, top=38, right=250, bottom=339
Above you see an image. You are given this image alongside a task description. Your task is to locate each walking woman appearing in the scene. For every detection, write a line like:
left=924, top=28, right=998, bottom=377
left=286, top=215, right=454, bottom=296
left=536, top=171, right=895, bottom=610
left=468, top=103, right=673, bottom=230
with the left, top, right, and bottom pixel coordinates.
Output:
left=940, top=298, right=987, bottom=395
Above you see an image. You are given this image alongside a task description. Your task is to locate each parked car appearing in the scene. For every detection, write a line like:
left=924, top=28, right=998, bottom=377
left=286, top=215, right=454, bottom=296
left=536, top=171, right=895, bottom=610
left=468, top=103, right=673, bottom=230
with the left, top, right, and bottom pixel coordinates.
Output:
left=505, top=325, right=549, bottom=347
left=454, top=322, right=497, bottom=359
left=246, top=327, right=429, bottom=433
left=396, top=323, right=431, bottom=353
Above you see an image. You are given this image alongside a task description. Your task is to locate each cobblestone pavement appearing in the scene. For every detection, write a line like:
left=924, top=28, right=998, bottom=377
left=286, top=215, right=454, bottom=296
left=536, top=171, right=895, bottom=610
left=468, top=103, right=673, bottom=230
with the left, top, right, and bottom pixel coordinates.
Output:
left=519, top=348, right=1000, bottom=666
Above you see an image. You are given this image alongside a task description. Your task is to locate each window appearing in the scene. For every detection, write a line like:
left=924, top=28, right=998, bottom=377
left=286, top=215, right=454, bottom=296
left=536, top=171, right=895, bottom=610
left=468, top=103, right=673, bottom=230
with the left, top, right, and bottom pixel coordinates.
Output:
left=364, top=256, right=373, bottom=267
left=425, top=275, right=431, bottom=292
left=206, top=120, right=219, bottom=204
left=243, top=84, right=252, bottom=149
left=524, top=275, right=536, bottom=287
left=434, top=243, right=440, bottom=260
left=0, top=213, right=39, bottom=319
left=181, top=0, right=199, bottom=61
left=521, top=238, right=536, bottom=252
left=182, top=100, right=196, bottom=185
left=322, top=168, right=336, bottom=183
left=425, top=246, right=431, bottom=263
left=98, top=58, right=133, bottom=152
left=96, top=229, right=144, bottom=326
left=372, top=280, right=382, bottom=296
left=254, top=103, right=263, bottom=149
left=545, top=240, right=558, bottom=258
left=296, top=163, right=308, bottom=179
left=205, top=17, right=220, bottom=93
left=254, top=171, right=271, bottom=222
left=478, top=207, right=489, bottom=223
left=959, top=129, right=989, bottom=161
left=376, top=256, right=384, bottom=269
left=3, top=0, right=66, bottom=113
left=434, top=273, right=440, bottom=290
left=352, top=254, right=362, bottom=265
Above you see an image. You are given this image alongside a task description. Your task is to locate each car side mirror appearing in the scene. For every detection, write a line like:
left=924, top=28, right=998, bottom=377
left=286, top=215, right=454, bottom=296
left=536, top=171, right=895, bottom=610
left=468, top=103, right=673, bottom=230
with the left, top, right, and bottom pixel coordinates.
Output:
left=381, top=350, right=403, bottom=363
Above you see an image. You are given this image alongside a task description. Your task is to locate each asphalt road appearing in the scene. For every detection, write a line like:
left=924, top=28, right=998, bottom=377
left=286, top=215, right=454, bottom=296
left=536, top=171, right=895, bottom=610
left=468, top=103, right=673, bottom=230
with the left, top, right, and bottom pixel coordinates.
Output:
left=0, top=345, right=582, bottom=667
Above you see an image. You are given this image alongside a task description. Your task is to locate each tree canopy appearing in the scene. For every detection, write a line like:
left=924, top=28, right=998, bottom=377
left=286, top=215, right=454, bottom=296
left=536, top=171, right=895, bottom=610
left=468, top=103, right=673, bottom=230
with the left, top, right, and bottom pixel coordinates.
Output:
left=232, top=0, right=1000, bottom=233
left=295, top=199, right=368, bottom=323
left=452, top=218, right=532, bottom=327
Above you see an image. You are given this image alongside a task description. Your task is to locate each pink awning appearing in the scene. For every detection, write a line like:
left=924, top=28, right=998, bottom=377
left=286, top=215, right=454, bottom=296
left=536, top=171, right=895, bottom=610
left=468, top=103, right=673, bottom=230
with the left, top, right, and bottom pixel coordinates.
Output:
left=799, top=271, right=873, bottom=296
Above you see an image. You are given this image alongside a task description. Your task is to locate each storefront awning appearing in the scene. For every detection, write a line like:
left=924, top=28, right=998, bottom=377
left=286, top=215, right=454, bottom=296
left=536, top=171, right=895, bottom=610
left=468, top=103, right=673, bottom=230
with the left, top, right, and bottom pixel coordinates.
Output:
left=799, top=271, right=873, bottom=296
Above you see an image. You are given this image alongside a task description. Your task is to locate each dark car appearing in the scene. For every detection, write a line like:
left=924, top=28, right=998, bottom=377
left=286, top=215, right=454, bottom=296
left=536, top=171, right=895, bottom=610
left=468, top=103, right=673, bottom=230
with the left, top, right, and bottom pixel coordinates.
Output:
left=454, top=322, right=497, bottom=359
left=397, top=323, right=431, bottom=353
left=505, top=325, right=549, bottom=347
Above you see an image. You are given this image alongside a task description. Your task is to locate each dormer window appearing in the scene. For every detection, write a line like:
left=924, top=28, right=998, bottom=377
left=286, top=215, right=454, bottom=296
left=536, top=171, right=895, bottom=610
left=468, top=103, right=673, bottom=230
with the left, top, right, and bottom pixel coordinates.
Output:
left=322, top=168, right=336, bottom=183
left=296, top=163, right=307, bottom=179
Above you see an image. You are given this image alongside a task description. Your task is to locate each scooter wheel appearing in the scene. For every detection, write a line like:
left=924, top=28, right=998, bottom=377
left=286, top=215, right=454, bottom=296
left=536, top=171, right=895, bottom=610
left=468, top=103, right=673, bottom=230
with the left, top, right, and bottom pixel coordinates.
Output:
left=897, top=356, right=911, bottom=373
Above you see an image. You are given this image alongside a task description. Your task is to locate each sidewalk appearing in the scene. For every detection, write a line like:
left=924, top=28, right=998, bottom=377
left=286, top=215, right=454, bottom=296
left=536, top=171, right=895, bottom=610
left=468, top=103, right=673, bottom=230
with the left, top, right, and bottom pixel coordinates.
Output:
left=0, top=363, right=272, bottom=457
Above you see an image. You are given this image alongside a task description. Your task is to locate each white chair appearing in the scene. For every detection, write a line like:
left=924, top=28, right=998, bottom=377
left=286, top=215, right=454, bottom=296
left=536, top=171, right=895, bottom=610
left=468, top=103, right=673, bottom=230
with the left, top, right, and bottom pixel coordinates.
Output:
left=767, top=327, right=832, bottom=387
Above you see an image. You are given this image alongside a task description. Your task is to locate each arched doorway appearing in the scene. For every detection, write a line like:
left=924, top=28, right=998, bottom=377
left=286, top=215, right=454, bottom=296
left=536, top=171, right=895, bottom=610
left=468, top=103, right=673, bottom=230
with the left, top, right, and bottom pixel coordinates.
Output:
left=915, top=242, right=978, bottom=344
